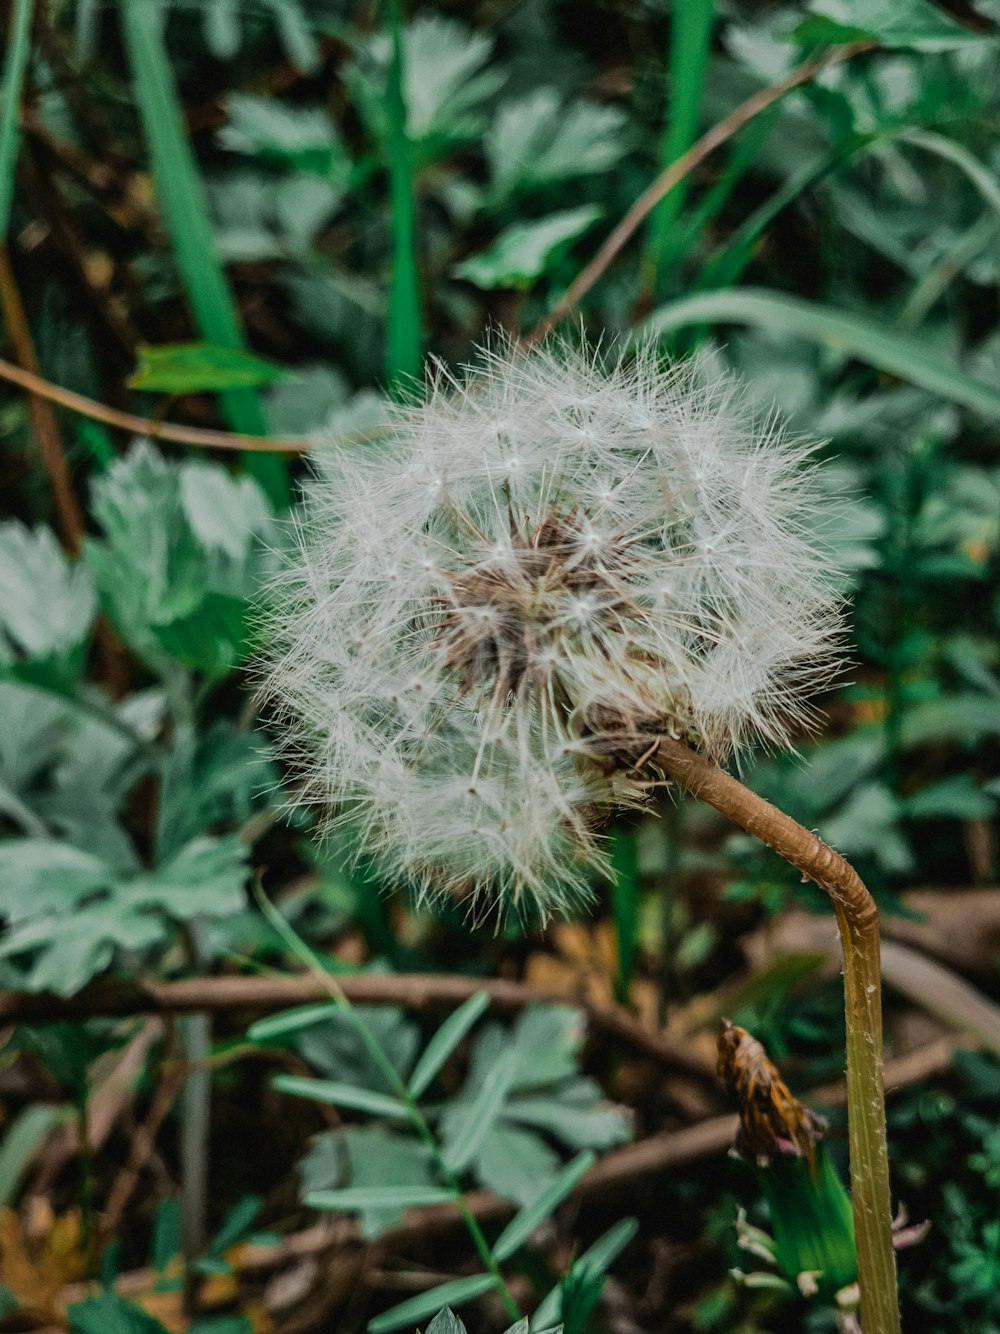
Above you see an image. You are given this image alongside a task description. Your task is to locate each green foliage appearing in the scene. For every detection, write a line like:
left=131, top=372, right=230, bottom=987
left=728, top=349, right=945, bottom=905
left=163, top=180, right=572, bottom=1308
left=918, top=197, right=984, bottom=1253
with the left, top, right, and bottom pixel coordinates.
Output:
left=2, top=1, right=1000, bottom=1329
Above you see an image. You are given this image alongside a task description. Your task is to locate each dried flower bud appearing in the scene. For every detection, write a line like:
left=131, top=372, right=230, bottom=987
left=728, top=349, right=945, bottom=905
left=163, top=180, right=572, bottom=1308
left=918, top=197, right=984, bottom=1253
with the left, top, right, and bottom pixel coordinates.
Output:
left=260, top=339, right=843, bottom=917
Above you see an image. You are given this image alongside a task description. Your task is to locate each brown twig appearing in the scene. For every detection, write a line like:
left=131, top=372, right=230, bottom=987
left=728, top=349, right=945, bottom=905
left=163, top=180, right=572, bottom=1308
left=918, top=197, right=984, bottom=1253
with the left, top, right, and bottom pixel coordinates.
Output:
left=0, top=246, right=87, bottom=553
left=100, top=1050, right=185, bottom=1240
left=525, top=40, right=876, bottom=345
left=0, top=354, right=309, bottom=452
left=0, top=972, right=716, bottom=1083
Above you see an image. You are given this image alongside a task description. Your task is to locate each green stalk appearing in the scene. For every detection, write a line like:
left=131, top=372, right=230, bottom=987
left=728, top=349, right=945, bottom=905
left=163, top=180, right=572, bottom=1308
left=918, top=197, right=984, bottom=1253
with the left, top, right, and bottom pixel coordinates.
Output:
left=180, top=1011, right=211, bottom=1315
left=118, top=0, right=287, bottom=504
left=642, top=0, right=715, bottom=298
left=255, top=887, right=521, bottom=1324
left=384, top=0, right=422, bottom=391
left=652, top=737, right=900, bottom=1333
left=0, top=0, right=33, bottom=240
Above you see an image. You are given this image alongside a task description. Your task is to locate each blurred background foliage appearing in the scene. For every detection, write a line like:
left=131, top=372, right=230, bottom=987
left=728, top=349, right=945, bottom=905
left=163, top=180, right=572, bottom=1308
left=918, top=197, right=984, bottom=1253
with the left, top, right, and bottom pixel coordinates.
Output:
left=0, top=0, right=999, bottom=1330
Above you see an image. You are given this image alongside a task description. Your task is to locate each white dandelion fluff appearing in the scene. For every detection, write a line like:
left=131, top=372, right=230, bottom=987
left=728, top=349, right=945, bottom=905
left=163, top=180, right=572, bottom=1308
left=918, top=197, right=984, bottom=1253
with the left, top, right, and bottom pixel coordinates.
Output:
left=260, top=338, right=844, bottom=918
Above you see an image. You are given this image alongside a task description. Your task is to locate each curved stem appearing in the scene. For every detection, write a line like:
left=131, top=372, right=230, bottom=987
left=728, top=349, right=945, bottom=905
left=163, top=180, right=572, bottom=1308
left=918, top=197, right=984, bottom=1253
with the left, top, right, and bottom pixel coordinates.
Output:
left=652, top=736, right=899, bottom=1334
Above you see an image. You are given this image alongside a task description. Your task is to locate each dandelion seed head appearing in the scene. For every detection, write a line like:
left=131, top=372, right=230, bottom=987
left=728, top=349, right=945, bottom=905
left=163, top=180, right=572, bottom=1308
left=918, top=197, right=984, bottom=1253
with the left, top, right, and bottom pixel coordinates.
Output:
left=260, top=338, right=844, bottom=920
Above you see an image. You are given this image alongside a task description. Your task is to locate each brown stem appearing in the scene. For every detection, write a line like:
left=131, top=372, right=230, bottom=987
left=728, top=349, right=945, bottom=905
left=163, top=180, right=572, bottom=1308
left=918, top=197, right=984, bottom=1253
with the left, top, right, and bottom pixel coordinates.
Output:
left=0, top=244, right=86, bottom=554
left=0, top=352, right=309, bottom=451
left=652, top=736, right=899, bottom=1334
left=525, top=40, right=876, bottom=345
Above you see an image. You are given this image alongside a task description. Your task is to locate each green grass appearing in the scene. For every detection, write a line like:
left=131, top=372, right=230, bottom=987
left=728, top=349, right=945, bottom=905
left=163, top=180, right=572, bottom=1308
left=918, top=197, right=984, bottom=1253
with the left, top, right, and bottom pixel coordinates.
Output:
left=119, top=0, right=288, bottom=504
left=0, top=0, right=34, bottom=240
left=642, top=0, right=715, bottom=299
left=384, top=0, right=423, bottom=392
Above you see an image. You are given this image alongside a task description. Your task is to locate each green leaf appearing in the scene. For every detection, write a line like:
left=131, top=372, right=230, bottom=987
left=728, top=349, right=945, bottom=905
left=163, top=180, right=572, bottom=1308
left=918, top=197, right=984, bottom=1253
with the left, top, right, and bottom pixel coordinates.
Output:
left=219, top=94, right=348, bottom=178
left=119, top=0, right=287, bottom=503
left=385, top=0, right=422, bottom=388
left=442, top=1047, right=518, bottom=1172
left=453, top=208, right=601, bottom=291
left=306, top=1184, right=454, bottom=1211
left=906, top=774, right=996, bottom=821
left=0, top=1104, right=73, bottom=1207
left=425, top=1313, right=468, bottom=1334
left=272, top=1074, right=410, bottom=1121
left=300, top=1125, right=436, bottom=1238
left=487, top=91, right=628, bottom=197
left=647, top=288, right=1000, bottom=418
left=345, top=16, right=504, bottom=157
left=493, top=1151, right=594, bottom=1262
left=249, top=1002, right=339, bottom=1044
left=125, top=835, right=249, bottom=920
left=901, top=695, right=1000, bottom=748
left=408, top=991, right=490, bottom=1098
left=0, top=0, right=33, bottom=238
left=129, top=342, right=290, bottom=394
left=0, top=524, right=96, bottom=683
left=474, top=1123, right=560, bottom=1208
left=69, top=1292, right=170, bottom=1334
left=367, top=1274, right=498, bottom=1334
left=798, top=0, right=988, bottom=51
left=530, top=1219, right=637, bottom=1330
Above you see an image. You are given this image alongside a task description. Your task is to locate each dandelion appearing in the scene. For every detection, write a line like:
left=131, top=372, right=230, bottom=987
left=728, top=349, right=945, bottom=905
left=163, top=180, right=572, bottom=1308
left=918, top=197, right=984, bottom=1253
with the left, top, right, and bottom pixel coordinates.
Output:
left=260, top=338, right=842, bottom=918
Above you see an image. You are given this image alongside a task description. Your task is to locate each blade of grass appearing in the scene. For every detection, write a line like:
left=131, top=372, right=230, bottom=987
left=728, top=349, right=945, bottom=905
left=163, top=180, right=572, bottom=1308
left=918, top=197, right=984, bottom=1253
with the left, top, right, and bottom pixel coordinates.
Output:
left=609, top=828, right=639, bottom=1006
left=0, top=0, right=33, bottom=239
left=642, top=0, right=715, bottom=298
left=384, top=0, right=422, bottom=391
left=647, top=286, right=1000, bottom=418
left=118, top=0, right=288, bottom=504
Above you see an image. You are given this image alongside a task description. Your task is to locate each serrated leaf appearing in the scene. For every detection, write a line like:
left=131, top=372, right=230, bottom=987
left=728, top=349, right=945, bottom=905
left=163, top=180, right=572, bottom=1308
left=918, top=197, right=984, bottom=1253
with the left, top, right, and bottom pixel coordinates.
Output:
left=219, top=93, right=347, bottom=178
left=306, top=1184, right=454, bottom=1211
left=487, top=91, right=628, bottom=197
left=367, top=1274, right=498, bottom=1334
left=442, top=1047, right=518, bottom=1172
left=345, top=15, right=504, bottom=158
left=0, top=524, right=96, bottom=676
left=493, top=1151, right=594, bottom=1262
left=425, top=1312, right=468, bottom=1334
left=408, top=991, right=489, bottom=1098
left=129, top=342, right=290, bottom=393
left=272, top=1074, right=410, bottom=1120
left=799, top=0, right=987, bottom=51
left=124, top=835, right=248, bottom=920
left=453, top=208, right=601, bottom=291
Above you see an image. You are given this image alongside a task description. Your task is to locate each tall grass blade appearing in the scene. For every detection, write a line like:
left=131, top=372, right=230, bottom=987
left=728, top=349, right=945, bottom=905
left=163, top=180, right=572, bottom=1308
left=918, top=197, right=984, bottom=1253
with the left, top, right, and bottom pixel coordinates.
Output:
left=0, top=0, right=34, bottom=240
left=118, top=0, right=288, bottom=503
left=385, top=0, right=422, bottom=391
left=647, top=287, right=1000, bottom=417
left=642, top=0, right=715, bottom=297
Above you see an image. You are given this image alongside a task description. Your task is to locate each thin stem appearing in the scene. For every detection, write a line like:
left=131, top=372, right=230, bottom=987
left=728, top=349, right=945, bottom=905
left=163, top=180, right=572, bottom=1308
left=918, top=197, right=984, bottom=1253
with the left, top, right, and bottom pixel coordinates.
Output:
left=180, top=1011, right=211, bottom=1316
left=651, top=736, right=899, bottom=1334
left=254, top=886, right=522, bottom=1323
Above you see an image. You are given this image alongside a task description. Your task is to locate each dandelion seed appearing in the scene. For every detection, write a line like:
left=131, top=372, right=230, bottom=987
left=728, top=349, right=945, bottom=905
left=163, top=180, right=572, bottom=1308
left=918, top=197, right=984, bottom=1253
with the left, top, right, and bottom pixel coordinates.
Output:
left=260, top=338, right=844, bottom=919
